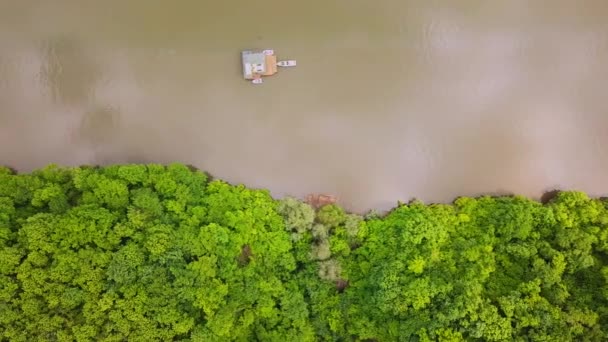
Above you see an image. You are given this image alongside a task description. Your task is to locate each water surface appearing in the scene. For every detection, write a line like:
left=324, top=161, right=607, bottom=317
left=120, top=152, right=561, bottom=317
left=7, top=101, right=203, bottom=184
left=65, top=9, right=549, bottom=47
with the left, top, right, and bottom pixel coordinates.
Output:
left=1, top=1, right=608, bottom=211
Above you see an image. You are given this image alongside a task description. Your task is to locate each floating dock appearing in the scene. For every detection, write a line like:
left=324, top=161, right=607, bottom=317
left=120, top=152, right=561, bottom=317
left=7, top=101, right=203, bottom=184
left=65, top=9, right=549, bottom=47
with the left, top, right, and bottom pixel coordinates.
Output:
left=241, top=50, right=296, bottom=84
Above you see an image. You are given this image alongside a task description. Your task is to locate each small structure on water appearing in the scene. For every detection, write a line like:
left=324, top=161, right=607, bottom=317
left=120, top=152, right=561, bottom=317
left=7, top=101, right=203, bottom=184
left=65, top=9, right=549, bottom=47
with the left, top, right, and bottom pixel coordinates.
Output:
left=241, top=49, right=296, bottom=84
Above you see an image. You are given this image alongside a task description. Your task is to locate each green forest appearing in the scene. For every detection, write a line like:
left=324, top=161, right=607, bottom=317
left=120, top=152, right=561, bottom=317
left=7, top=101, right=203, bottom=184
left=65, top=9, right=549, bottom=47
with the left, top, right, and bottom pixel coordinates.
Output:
left=0, top=164, right=607, bottom=341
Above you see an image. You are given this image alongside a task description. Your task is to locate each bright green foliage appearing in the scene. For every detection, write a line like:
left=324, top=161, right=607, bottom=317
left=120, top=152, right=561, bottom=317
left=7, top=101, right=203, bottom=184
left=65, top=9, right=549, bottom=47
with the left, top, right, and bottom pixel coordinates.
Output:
left=1, top=165, right=607, bottom=341
left=0, top=164, right=312, bottom=341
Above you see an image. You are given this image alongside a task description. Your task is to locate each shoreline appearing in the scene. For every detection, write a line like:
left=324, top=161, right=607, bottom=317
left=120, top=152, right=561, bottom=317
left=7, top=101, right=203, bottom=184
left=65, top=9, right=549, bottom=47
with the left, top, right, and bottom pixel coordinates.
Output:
left=0, top=163, right=586, bottom=214
left=0, top=162, right=596, bottom=217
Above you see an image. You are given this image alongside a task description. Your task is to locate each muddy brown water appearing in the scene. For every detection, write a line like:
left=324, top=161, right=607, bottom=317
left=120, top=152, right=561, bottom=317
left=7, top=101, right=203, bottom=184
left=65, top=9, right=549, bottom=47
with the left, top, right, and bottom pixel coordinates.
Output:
left=1, top=1, right=608, bottom=212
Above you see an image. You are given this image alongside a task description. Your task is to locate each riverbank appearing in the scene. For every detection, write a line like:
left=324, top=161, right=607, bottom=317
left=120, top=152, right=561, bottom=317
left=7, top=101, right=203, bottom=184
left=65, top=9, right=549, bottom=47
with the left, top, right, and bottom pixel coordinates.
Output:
left=1, top=163, right=607, bottom=341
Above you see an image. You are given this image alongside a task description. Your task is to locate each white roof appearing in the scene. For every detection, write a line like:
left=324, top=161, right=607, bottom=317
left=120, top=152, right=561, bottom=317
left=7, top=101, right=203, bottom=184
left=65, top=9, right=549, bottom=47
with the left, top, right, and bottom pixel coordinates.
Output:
left=242, top=51, right=266, bottom=78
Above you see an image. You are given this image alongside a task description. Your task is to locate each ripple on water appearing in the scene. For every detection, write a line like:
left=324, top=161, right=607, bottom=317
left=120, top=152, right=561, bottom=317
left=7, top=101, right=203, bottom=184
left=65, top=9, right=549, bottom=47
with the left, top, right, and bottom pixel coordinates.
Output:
left=39, top=36, right=99, bottom=106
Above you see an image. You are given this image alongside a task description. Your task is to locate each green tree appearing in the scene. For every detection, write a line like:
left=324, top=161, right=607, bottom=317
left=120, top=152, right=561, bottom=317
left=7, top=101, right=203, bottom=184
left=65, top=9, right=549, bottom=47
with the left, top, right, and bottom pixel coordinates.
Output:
left=1, top=164, right=608, bottom=341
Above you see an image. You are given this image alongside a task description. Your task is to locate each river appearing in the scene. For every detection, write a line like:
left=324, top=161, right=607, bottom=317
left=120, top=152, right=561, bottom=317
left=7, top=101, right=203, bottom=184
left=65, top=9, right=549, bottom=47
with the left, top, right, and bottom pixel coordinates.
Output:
left=1, top=1, right=608, bottom=211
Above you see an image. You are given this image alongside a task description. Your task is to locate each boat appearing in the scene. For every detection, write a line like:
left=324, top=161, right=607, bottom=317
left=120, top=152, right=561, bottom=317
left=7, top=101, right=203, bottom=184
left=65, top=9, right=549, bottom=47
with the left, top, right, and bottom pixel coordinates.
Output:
left=305, top=194, right=337, bottom=208
left=277, top=60, right=296, bottom=67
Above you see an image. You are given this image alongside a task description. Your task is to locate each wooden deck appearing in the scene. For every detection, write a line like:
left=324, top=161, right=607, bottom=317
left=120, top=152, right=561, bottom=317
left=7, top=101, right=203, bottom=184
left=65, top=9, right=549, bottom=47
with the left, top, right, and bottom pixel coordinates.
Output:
left=262, top=54, right=277, bottom=76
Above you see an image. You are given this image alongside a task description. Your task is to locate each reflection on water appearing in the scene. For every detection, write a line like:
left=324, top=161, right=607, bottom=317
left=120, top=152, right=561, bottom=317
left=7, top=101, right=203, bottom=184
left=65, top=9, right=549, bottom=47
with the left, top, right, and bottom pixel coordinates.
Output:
left=40, top=36, right=99, bottom=106
left=1, top=0, right=608, bottom=212
left=77, top=106, right=118, bottom=145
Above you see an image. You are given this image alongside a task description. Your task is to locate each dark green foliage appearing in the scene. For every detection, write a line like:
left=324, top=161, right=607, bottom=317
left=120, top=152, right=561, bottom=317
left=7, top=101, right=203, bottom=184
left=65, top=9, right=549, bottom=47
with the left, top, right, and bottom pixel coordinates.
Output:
left=340, top=194, right=608, bottom=341
left=317, top=204, right=346, bottom=228
left=0, top=165, right=607, bottom=341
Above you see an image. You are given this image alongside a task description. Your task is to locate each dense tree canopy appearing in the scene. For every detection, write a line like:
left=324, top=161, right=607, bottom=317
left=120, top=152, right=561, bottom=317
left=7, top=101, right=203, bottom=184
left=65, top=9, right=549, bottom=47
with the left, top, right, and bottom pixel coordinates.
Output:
left=0, top=164, right=607, bottom=341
